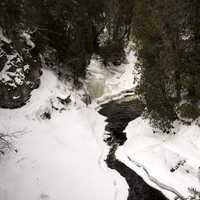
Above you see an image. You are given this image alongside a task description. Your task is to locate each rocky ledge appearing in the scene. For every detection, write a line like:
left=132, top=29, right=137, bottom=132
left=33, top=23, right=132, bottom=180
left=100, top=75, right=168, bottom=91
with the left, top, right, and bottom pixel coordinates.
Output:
left=0, top=29, right=41, bottom=108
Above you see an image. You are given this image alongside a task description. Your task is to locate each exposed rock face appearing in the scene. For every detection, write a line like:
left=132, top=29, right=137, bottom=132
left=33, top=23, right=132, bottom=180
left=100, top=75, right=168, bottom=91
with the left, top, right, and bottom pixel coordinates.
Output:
left=0, top=30, right=41, bottom=108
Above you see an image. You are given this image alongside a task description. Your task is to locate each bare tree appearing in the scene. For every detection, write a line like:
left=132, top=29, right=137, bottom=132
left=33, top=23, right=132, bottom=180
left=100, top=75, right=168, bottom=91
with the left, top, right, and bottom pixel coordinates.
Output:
left=0, top=130, right=24, bottom=155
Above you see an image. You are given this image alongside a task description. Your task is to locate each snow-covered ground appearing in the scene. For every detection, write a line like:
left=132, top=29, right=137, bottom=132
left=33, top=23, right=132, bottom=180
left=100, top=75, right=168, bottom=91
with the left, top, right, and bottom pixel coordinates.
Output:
left=2, top=45, right=199, bottom=200
left=0, top=69, right=128, bottom=200
left=116, top=118, right=200, bottom=199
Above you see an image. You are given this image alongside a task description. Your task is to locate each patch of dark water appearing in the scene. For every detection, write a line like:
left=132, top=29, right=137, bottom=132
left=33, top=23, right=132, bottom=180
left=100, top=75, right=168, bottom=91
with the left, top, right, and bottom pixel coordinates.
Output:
left=99, top=100, right=169, bottom=200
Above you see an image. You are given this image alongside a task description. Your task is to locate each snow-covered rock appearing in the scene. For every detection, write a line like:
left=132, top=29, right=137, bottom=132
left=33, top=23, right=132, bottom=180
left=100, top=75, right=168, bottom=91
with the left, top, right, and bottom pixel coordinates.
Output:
left=0, top=30, right=41, bottom=108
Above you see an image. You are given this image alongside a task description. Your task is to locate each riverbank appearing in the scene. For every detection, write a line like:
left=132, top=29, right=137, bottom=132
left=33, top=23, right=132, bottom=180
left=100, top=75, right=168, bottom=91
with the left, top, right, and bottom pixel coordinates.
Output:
left=99, top=100, right=169, bottom=200
left=116, top=117, right=200, bottom=199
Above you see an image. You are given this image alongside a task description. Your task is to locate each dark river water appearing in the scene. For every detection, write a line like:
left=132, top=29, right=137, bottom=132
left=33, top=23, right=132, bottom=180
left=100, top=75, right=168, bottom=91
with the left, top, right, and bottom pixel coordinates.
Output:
left=99, top=100, right=169, bottom=200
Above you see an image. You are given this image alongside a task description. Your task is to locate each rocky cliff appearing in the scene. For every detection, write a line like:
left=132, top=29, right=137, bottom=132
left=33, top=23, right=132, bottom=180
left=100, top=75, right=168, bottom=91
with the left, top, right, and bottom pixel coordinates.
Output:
left=0, top=29, right=41, bottom=108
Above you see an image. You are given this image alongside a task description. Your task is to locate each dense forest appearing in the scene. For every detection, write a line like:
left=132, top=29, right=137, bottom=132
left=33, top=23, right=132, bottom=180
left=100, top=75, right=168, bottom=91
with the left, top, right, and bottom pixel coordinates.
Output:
left=0, top=0, right=200, bottom=132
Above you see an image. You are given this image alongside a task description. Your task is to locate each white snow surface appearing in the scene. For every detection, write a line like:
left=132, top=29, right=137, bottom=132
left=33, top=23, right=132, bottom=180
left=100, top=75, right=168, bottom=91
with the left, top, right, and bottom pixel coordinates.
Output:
left=116, top=118, right=200, bottom=199
left=0, top=69, right=128, bottom=200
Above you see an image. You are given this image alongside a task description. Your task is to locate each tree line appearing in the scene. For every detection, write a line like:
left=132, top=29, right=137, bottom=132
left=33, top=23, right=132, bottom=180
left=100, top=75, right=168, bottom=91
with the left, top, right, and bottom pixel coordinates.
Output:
left=0, top=0, right=132, bottom=82
left=130, top=0, right=200, bottom=131
left=1, top=0, right=200, bottom=131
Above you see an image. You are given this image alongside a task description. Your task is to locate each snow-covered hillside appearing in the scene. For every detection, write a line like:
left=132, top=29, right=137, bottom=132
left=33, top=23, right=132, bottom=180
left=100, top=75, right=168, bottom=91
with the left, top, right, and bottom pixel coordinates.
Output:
left=0, top=69, right=128, bottom=200
left=116, top=118, right=200, bottom=199
left=1, top=45, right=199, bottom=200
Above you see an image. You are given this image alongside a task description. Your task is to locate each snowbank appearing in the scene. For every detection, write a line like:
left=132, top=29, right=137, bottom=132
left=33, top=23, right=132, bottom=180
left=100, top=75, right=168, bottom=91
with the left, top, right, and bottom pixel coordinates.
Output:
left=116, top=117, right=200, bottom=199
left=0, top=69, right=128, bottom=200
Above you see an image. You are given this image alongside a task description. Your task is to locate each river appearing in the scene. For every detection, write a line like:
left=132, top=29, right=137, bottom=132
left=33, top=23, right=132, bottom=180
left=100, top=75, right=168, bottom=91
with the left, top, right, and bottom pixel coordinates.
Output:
left=98, top=98, right=169, bottom=200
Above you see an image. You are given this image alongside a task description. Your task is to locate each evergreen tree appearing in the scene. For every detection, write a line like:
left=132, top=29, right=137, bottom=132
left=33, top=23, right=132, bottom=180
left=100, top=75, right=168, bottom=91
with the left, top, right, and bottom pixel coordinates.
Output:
left=131, top=0, right=200, bottom=131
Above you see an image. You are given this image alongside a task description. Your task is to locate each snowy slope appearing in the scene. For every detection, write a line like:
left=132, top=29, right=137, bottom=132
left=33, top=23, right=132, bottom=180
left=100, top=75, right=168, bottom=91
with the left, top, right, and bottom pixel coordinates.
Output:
left=116, top=118, right=200, bottom=199
left=0, top=69, right=128, bottom=200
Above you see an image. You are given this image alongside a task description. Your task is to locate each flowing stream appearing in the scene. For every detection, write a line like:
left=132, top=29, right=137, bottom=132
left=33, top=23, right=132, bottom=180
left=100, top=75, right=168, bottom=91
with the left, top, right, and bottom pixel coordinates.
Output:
left=98, top=99, right=169, bottom=200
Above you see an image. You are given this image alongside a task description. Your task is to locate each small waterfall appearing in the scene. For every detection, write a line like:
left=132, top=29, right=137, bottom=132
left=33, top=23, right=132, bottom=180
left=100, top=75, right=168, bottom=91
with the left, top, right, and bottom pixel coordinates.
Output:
left=84, top=49, right=137, bottom=102
left=86, top=78, right=107, bottom=99
left=85, top=57, right=111, bottom=100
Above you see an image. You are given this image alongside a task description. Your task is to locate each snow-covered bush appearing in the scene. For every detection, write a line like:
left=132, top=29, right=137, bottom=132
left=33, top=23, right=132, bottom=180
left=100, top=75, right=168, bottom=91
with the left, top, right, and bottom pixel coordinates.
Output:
left=186, top=188, right=200, bottom=200
left=0, top=132, right=11, bottom=155
left=0, top=52, right=28, bottom=88
left=176, top=102, right=200, bottom=124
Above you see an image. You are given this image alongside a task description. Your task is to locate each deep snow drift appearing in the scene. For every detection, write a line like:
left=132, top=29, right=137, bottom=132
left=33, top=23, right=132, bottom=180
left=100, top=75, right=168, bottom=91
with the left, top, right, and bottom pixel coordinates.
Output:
left=116, top=118, right=200, bottom=199
left=0, top=69, right=128, bottom=200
